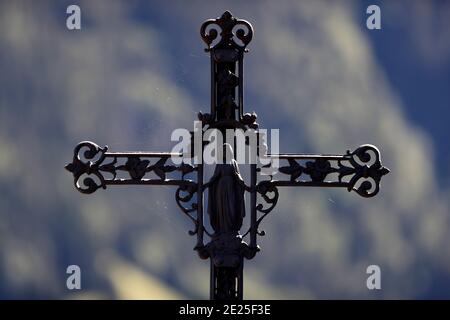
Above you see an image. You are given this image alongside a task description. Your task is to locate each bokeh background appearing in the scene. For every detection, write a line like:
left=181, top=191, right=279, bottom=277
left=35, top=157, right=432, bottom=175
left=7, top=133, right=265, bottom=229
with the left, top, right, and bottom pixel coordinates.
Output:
left=1, top=0, right=449, bottom=299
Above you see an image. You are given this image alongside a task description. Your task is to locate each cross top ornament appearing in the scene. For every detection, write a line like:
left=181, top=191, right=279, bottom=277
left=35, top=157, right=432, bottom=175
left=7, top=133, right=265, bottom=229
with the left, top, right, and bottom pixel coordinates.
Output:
left=65, top=11, right=389, bottom=300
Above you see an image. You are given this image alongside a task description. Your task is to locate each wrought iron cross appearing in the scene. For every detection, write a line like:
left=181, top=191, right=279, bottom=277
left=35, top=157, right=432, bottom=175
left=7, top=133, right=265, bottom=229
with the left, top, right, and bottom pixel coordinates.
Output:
left=65, top=11, right=389, bottom=300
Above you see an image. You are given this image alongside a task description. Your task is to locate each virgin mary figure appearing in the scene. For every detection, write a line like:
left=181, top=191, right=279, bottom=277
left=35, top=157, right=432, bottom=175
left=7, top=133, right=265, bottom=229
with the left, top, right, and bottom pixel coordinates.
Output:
left=207, top=143, right=246, bottom=234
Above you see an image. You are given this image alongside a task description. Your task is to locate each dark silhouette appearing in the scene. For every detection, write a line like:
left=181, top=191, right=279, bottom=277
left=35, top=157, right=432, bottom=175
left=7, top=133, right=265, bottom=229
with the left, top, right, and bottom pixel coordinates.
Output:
left=207, top=144, right=246, bottom=234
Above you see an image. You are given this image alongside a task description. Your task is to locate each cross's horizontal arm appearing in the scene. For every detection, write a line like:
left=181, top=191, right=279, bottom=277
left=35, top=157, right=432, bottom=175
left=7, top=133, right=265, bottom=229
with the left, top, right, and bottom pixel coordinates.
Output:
left=249, top=144, right=390, bottom=239
left=259, top=144, right=390, bottom=198
left=65, top=140, right=205, bottom=242
left=65, top=141, right=197, bottom=195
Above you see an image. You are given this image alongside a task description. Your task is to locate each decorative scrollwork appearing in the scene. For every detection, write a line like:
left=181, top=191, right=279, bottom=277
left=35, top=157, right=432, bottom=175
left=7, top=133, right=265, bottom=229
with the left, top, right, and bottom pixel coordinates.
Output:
left=255, top=181, right=279, bottom=236
left=278, top=159, right=303, bottom=181
left=241, top=112, right=259, bottom=129
left=200, top=11, right=253, bottom=51
left=65, top=141, right=198, bottom=193
left=115, top=157, right=178, bottom=181
left=175, top=183, right=199, bottom=235
left=272, top=144, right=389, bottom=198
left=278, top=158, right=337, bottom=183
left=65, top=141, right=109, bottom=194
left=304, top=159, right=333, bottom=182
left=66, top=141, right=203, bottom=241
left=341, top=144, right=390, bottom=197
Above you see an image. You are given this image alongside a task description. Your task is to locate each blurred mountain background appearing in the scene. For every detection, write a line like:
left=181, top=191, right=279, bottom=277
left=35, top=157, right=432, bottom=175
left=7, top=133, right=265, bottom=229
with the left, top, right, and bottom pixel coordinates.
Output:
left=0, top=0, right=449, bottom=299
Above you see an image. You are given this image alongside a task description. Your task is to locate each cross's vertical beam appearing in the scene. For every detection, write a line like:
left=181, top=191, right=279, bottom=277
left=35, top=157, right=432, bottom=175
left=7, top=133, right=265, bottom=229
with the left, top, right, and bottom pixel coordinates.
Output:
left=196, top=163, right=204, bottom=248
left=199, top=11, right=254, bottom=300
left=249, top=164, right=258, bottom=249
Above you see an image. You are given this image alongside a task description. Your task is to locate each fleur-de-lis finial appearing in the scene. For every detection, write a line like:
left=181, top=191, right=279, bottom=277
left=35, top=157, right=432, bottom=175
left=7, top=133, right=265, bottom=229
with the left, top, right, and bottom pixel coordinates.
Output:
left=200, top=11, right=253, bottom=51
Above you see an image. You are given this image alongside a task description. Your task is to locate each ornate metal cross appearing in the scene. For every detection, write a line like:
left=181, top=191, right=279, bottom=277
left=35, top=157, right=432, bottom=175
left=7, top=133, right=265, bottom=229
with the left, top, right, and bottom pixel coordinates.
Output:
left=65, top=11, right=389, bottom=300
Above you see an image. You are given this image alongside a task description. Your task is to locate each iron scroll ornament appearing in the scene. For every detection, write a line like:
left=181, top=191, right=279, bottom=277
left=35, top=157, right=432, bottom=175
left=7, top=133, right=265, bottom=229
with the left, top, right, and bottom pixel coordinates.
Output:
left=65, top=141, right=201, bottom=236
left=244, top=144, right=390, bottom=238
left=200, top=10, right=253, bottom=51
left=264, top=144, right=389, bottom=197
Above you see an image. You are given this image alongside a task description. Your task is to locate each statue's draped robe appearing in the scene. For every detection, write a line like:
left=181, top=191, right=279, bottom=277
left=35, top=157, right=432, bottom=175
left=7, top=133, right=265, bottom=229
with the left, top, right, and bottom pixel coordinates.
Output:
left=207, top=160, right=246, bottom=234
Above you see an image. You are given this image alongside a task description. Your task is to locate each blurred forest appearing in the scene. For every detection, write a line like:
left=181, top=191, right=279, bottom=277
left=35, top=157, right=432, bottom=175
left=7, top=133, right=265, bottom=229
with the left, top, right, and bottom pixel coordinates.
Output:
left=0, top=0, right=449, bottom=299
